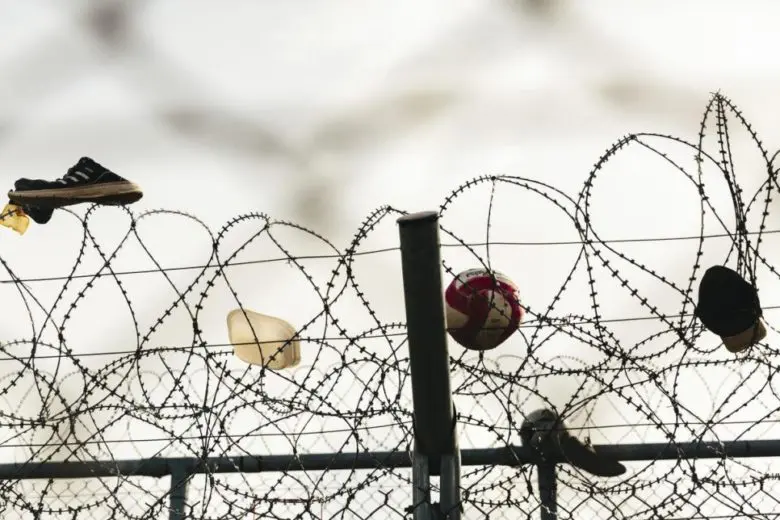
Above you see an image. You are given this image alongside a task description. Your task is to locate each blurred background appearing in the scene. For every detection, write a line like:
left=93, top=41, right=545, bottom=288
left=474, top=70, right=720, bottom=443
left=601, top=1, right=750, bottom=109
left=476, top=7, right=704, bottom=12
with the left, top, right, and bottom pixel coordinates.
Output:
left=2, top=0, right=780, bottom=518
left=2, top=0, right=780, bottom=235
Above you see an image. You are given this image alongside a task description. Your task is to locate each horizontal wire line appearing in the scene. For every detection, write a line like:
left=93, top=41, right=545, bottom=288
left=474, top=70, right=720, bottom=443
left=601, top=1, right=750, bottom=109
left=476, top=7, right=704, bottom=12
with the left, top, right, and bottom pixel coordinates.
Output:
left=0, top=418, right=772, bottom=450
left=0, top=421, right=411, bottom=449
left=2, top=228, right=777, bottom=285
left=5, top=305, right=780, bottom=361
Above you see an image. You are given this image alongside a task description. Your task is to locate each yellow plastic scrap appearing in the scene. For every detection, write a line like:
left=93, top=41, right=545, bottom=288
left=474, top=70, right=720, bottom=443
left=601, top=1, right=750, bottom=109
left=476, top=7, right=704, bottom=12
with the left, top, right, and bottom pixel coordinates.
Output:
left=0, top=203, right=30, bottom=235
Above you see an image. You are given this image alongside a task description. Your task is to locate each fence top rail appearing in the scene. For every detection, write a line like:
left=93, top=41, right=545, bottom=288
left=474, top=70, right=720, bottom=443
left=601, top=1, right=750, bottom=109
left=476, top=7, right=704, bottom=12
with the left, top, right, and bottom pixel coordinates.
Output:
left=2, top=439, right=779, bottom=480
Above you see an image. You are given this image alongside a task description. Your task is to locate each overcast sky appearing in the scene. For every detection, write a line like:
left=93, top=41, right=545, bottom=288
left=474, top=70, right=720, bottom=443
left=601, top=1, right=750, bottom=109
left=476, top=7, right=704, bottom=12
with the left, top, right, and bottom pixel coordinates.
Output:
left=1, top=1, right=780, bottom=518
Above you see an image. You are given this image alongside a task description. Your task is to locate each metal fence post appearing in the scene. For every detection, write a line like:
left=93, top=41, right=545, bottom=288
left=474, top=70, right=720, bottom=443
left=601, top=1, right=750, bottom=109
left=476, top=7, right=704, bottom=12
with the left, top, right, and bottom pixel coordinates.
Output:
left=412, top=442, right=434, bottom=519
left=537, top=463, right=557, bottom=520
left=398, top=211, right=462, bottom=520
left=168, top=463, right=190, bottom=520
left=439, top=446, right=462, bottom=519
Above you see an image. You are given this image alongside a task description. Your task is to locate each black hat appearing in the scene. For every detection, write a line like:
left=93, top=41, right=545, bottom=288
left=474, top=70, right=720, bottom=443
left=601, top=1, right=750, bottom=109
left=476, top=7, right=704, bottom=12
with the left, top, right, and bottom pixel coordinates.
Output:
left=694, top=265, right=765, bottom=352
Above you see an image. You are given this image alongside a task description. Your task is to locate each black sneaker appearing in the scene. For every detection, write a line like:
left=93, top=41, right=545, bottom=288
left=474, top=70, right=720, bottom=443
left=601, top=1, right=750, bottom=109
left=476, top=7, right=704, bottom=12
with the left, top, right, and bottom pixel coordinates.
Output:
left=8, top=157, right=143, bottom=209
left=17, top=204, right=53, bottom=225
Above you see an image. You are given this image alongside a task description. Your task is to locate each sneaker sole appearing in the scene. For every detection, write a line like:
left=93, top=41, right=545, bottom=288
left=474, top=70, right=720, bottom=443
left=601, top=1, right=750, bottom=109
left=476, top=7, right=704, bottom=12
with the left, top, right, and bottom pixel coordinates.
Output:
left=8, top=181, right=143, bottom=208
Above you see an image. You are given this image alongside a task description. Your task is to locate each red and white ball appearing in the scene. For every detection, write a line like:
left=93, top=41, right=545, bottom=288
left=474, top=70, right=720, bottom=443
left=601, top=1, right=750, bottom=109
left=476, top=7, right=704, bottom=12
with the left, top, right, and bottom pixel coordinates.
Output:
left=444, top=268, right=523, bottom=351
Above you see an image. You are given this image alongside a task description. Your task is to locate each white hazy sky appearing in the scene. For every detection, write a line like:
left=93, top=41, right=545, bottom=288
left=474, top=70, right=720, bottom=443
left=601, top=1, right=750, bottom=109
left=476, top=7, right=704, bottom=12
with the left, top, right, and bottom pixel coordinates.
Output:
left=1, top=1, right=780, bottom=518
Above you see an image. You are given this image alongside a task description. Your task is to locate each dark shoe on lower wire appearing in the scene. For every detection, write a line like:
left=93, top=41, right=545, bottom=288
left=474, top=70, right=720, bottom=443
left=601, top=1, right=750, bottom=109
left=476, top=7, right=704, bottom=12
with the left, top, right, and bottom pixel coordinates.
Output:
left=521, top=409, right=626, bottom=478
left=557, top=434, right=626, bottom=477
left=8, top=157, right=143, bottom=209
